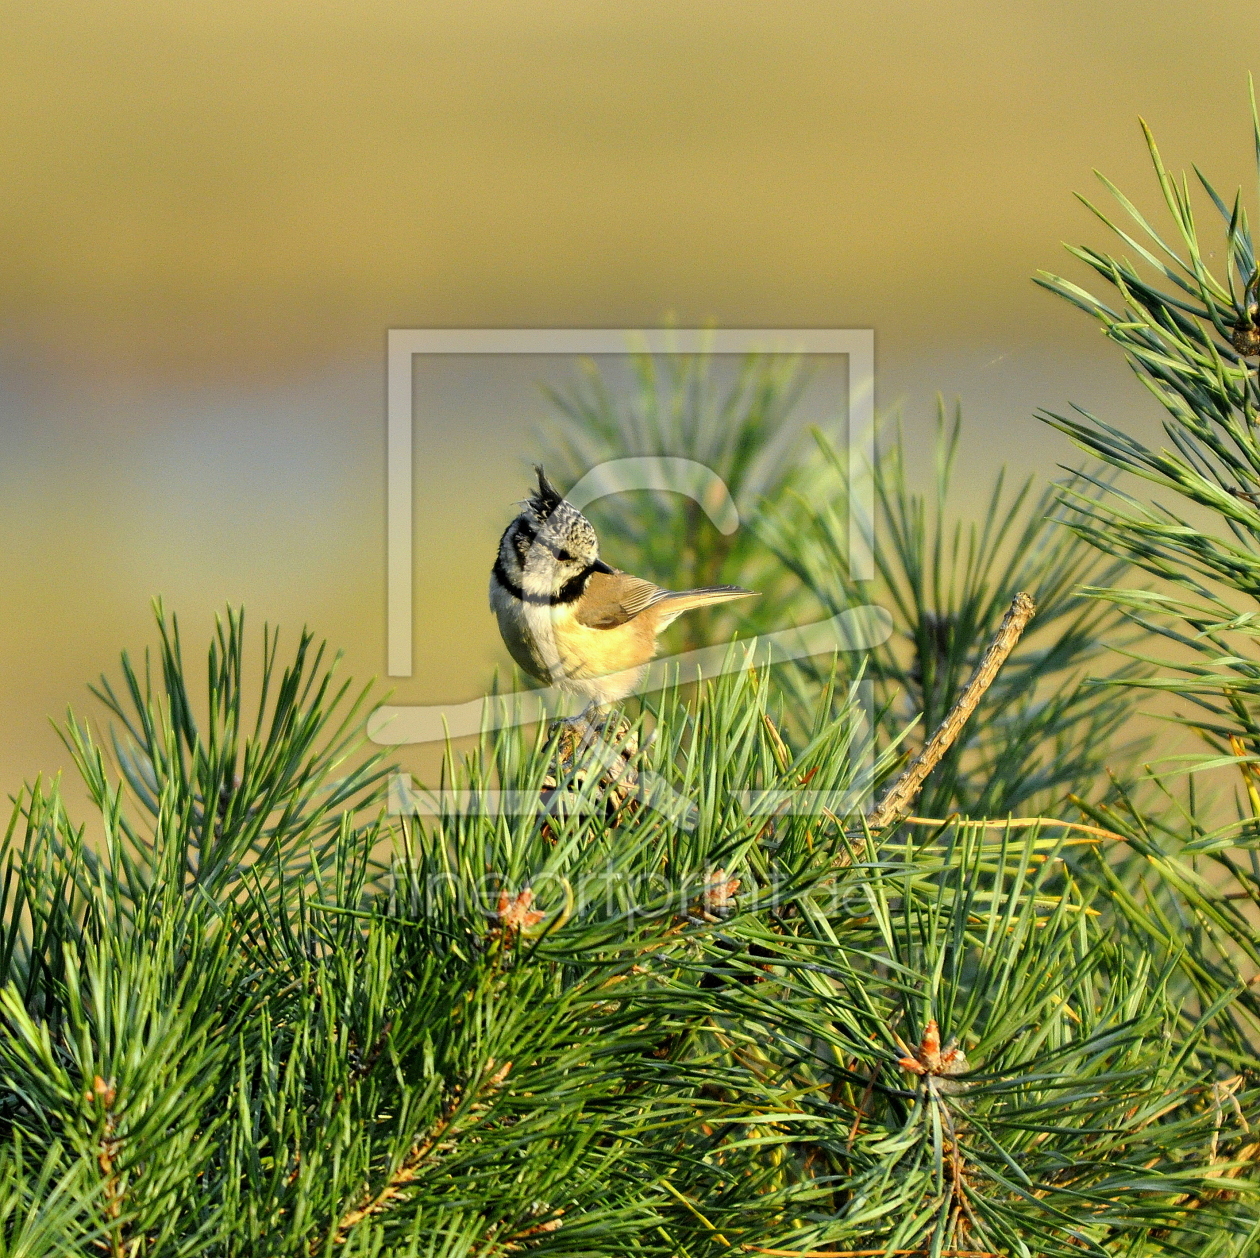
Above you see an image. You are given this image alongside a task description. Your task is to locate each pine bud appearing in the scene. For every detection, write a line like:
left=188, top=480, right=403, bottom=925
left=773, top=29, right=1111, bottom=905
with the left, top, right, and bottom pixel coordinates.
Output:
left=1232, top=305, right=1260, bottom=356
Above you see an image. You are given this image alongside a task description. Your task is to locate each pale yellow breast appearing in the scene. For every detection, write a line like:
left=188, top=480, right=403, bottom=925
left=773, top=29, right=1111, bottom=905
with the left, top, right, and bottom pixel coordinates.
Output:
left=548, top=605, right=659, bottom=680
left=490, top=581, right=660, bottom=685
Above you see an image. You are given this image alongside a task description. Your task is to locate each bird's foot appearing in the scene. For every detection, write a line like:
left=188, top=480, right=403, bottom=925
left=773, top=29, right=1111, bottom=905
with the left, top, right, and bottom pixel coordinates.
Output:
left=553, top=709, right=638, bottom=758
left=543, top=710, right=642, bottom=812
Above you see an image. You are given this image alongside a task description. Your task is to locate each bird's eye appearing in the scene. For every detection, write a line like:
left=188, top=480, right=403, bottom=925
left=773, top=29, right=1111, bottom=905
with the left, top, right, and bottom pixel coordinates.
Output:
left=556, top=549, right=573, bottom=562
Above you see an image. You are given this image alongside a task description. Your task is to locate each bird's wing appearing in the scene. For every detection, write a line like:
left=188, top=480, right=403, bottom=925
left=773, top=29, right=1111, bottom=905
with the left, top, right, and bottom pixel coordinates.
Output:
left=575, top=572, right=668, bottom=628
left=651, top=586, right=759, bottom=628
left=576, top=574, right=758, bottom=630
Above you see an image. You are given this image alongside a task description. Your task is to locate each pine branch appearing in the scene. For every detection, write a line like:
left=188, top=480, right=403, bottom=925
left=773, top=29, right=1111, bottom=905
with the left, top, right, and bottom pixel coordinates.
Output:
left=865, top=592, right=1037, bottom=829
left=322, top=1060, right=512, bottom=1249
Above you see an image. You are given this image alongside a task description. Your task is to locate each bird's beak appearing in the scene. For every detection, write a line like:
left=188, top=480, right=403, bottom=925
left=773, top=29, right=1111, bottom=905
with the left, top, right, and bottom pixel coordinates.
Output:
left=591, top=558, right=615, bottom=574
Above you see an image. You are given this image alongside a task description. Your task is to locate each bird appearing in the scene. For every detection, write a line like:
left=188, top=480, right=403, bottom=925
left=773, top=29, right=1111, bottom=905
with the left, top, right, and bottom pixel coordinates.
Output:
left=490, top=467, right=757, bottom=715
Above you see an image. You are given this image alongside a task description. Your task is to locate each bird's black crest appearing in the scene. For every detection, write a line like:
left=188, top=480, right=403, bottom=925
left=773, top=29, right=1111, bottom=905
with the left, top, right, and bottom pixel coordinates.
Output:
left=529, top=466, right=564, bottom=519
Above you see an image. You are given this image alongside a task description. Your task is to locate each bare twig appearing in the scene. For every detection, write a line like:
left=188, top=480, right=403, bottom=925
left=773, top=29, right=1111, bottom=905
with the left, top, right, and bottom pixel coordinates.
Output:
left=865, top=592, right=1036, bottom=830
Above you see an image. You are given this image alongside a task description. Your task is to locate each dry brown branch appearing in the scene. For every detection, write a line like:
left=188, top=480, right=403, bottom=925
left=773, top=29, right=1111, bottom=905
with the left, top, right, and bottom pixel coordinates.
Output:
left=865, top=592, right=1036, bottom=830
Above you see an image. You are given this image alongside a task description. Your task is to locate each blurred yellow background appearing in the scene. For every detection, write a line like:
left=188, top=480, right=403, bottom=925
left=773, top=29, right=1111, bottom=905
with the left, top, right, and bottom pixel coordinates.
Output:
left=3, top=1, right=1259, bottom=801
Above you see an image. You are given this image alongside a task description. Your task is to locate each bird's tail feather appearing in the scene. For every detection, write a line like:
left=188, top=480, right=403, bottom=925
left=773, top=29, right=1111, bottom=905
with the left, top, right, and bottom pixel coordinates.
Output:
left=653, top=585, right=758, bottom=627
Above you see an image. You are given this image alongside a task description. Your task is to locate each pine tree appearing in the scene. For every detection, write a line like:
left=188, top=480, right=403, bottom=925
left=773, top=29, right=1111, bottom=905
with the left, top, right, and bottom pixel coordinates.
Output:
left=0, top=590, right=1248, bottom=1254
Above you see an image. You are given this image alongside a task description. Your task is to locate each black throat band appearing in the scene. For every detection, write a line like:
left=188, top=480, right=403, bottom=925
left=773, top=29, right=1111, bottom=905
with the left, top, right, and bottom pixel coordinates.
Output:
left=494, top=556, right=596, bottom=606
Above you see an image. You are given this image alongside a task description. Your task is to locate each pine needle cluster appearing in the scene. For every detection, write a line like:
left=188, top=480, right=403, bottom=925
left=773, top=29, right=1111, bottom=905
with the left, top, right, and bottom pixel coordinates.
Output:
left=0, top=605, right=1254, bottom=1255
